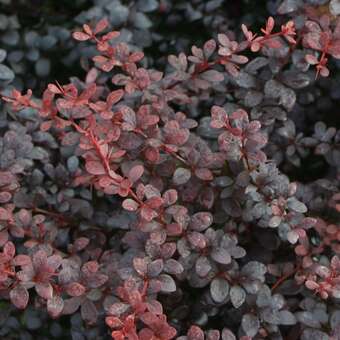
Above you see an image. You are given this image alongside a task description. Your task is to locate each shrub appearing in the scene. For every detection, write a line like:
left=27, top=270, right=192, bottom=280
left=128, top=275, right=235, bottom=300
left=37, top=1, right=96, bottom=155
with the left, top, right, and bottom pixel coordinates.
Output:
left=0, top=1, right=339, bottom=339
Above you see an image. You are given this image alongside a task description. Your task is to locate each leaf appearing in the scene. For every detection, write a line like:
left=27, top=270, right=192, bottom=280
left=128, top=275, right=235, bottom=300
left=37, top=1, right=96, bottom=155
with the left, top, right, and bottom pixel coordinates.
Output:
left=81, top=299, right=98, bottom=324
left=279, top=310, right=297, bottom=325
left=122, top=199, right=139, bottom=211
left=0, top=207, right=9, bottom=220
left=146, top=300, right=163, bottom=315
left=201, top=70, right=224, bottom=82
left=203, top=39, right=217, bottom=58
left=187, top=325, right=204, bottom=340
left=107, top=89, right=124, bottom=105
left=241, top=261, right=267, bottom=280
left=173, top=168, right=191, bottom=185
left=242, top=314, right=260, bottom=337
left=66, top=282, right=86, bottom=297
left=158, top=274, right=176, bottom=293
left=195, top=256, right=212, bottom=277
left=3, top=241, right=15, bottom=258
left=195, top=168, right=214, bottom=181
left=190, top=212, right=213, bottom=231
left=287, top=197, right=307, bottom=213
left=148, top=259, right=164, bottom=277
left=35, top=282, right=53, bottom=300
left=10, top=285, right=29, bottom=309
left=72, top=31, right=90, bottom=41
left=128, top=165, right=144, bottom=183
left=221, top=328, right=236, bottom=340
left=230, top=285, right=246, bottom=308
left=108, top=302, right=130, bottom=316
left=47, top=295, right=64, bottom=318
left=13, top=255, right=31, bottom=266
left=210, top=278, right=229, bottom=303
left=211, top=247, right=231, bottom=265
left=94, top=18, right=109, bottom=34
left=85, top=160, right=106, bottom=175
left=162, top=189, right=178, bottom=206
left=48, top=84, right=62, bottom=94
left=164, top=259, right=184, bottom=275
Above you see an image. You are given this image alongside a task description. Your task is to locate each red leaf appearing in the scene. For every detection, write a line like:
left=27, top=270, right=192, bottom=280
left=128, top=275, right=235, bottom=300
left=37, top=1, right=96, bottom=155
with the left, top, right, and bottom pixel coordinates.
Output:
left=10, top=285, right=29, bottom=309
left=3, top=241, right=15, bottom=258
left=35, top=282, right=53, bottom=300
left=40, top=120, right=52, bottom=131
left=102, top=31, right=120, bottom=41
left=48, top=84, right=62, bottom=94
left=0, top=207, right=9, bottom=220
left=122, top=199, right=139, bottom=211
left=145, top=196, right=163, bottom=209
left=72, top=31, right=91, bottom=41
left=85, top=160, right=106, bottom=175
left=94, top=18, right=109, bottom=34
left=188, top=325, right=205, bottom=340
left=195, top=168, right=214, bottom=181
left=141, top=206, right=158, bottom=221
left=0, top=230, right=9, bottom=247
left=47, top=295, right=64, bottom=318
left=129, top=51, right=144, bottom=63
left=12, top=255, right=31, bottom=266
left=128, top=165, right=144, bottom=183
left=106, top=316, right=123, bottom=328
left=107, top=89, right=124, bottom=105
left=66, top=282, right=86, bottom=297
left=162, top=189, right=178, bottom=206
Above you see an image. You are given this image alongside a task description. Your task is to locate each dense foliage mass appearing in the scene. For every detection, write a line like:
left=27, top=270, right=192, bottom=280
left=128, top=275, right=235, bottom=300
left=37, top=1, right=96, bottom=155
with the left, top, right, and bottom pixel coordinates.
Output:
left=0, top=0, right=339, bottom=339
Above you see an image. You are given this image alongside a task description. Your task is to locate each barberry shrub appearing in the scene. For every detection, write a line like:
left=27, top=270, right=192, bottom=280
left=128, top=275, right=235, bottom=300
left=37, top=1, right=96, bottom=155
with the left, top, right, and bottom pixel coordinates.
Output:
left=0, top=2, right=339, bottom=340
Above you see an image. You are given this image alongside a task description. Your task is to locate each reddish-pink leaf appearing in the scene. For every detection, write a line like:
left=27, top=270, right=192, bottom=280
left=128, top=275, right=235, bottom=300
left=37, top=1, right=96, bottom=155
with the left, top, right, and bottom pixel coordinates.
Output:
left=106, top=316, right=123, bottom=328
left=141, top=206, right=158, bottom=221
left=12, top=255, right=31, bottom=266
left=72, top=31, right=91, bottom=41
left=128, top=165, right=144, bottom=183
left=10, top=285, right=29, bottom=309
left=3, top=241, right=15, bottom=258
left=35, top=282, right=53, bottom=300
left=129, top=51, right=144, bottom=63
left=0, top=207, right=9, bottom=220
left=94, top=18, right=109, bottom=34
left=66, top=282, right=86, bottom=297
left=195, top=168, right=214, bottom=181
left=146, top=300, right=163, bottom=315
left=47, top=295, right=64, bottom=318
left=162, top=189, right=178, bottom=206
left=166, top=223, right=183, bottom=236
left=188, top=325, right=205, bottom=340
left=47, top=84, right=62, bottom=94
left=85, top=160, right=106, bottom=175
left=102, top=31, right=120, bottom=41
left=122, top=199, right=139, bottom=211
left=0, top=191, right=12, bottom=203
left=107, top=89, right=124, bottom=105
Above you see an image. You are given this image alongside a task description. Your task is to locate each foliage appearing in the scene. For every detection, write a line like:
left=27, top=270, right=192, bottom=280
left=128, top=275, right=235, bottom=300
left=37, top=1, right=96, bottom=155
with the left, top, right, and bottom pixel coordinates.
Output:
left=0, top=1, right=339, bottom=339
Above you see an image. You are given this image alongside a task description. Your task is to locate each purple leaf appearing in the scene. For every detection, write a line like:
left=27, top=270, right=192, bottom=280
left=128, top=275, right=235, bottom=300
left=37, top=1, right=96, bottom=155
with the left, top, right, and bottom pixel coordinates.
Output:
left=210, top=277, right=229, bottom=303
